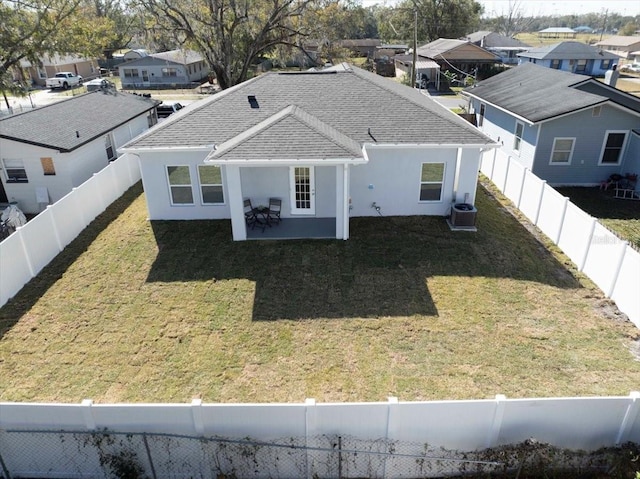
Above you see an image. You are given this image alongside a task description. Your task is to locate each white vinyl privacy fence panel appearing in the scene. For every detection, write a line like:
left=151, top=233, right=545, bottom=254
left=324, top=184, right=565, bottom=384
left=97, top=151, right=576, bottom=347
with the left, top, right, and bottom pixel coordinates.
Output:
left=480, top=150, right=640, bottom=328
left=0, top=394, right=639, bottom=478
left=0, top=153, right=141, bottom=308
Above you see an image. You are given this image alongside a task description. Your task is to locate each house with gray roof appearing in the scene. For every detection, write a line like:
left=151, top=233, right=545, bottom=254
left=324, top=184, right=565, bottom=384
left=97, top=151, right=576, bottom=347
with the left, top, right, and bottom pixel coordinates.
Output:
left=121, top=64, right=496, bottom=241
left=117, top=49, right=208, bottom=89
left=517, top=41, right=621, bottom=76
left=0, top=90, right=159, bottom=213
left=463, top=63, right=640, bottom=188
left=464, top=31, right=531, bottom=65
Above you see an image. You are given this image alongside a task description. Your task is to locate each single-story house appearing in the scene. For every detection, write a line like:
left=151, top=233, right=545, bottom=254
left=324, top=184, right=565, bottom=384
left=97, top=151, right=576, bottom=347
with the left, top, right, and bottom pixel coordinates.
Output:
left=595, top=36, right=640, bottom=59
left=463, top=63, right=640, bottom=188
left=393, top=55, right=441, bottom=89
left=121, top=64, right=496, bottom=241
left=117, top=50, right=208, bottom=89
left=414, top=38, right=501, bottom=80
left=0, top=90, right=159, bottom=212
left=517, top=42, right=621, bottom=76
left=538, top=27, right=576, bottom=39
left=16, top=55, right=99, bottom=87
left=338, top=39, right=382, bottom=57
left=464, top=31, right=531, bottom=65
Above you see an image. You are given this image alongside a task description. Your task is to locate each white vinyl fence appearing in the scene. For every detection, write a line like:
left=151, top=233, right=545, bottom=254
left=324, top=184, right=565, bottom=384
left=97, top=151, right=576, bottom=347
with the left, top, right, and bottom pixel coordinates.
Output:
left=0, top=153, right=140, bottom=308
left=481, top=149, right=640, bottom=328
left=0, top=394, right=639, bottom=478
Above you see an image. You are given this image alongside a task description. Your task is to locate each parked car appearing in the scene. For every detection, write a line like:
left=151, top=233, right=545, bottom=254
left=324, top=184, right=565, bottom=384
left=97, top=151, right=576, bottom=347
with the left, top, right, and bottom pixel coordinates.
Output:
left=156, top=102, right=184, bottom=118
left=45, top=72, right=82, bottom=89
left=85, top=78, right=114, bottom=92
left=620, top=63, right=640, bottom=74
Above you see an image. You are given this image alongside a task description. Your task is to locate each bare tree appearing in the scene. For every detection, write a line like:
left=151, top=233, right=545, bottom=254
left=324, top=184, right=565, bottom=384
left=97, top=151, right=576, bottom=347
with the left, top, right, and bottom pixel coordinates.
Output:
left=139, top=0, right=319, bottom=89
left=491, top=0, right=534, bottom=37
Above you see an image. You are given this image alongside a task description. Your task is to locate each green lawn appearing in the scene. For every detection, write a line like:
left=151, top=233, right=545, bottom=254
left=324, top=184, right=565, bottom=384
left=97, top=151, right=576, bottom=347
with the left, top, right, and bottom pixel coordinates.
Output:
left=1, top=182, right=639, bottom=404
left=555, top=187, right=640, bottom=251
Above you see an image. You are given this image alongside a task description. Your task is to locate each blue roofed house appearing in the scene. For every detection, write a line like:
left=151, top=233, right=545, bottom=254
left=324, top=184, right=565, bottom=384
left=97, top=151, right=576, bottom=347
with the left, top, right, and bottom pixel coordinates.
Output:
left=463, top=63, right=640, bottom=189
left=517, top=41, right=621, bottom=76
left=0, top=90, right=159, bottom=212
left=117, top=49, right=208, bottom=89
left=121, top=64, right=496, bottom=241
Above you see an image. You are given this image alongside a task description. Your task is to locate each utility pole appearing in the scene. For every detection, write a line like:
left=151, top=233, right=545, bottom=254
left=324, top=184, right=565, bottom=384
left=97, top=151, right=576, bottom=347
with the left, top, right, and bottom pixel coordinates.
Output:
left=411, top=7, right=417, bottom=88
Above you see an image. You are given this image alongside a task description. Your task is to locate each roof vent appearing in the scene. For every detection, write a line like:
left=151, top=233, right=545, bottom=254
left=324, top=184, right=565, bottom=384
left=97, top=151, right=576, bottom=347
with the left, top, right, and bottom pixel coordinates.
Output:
left=248, top=95, right=259, bottom=109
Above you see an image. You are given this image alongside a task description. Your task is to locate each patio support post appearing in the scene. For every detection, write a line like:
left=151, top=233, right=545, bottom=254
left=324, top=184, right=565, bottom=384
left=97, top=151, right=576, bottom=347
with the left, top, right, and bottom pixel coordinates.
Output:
left=342, top=163, right=349, bottom=240
left=225, top=165, right=246, bottom=241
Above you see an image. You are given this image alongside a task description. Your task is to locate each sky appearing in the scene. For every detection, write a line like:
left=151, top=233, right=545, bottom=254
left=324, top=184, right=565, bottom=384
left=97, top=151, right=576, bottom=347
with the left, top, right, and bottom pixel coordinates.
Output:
left=361, top=0, right=640, bottom=17
left=479, top=0, right=640, bottom=18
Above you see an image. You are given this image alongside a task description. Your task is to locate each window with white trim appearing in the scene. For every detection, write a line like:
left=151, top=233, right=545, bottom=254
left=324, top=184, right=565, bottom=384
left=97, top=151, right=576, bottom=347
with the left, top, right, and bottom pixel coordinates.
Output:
left=600, top=59, right=612, bottom=70
left=419, top=163, right=445, bottom=201
left=2, top=158, right=28, bottom=183
left=513, top=121, right=524, bottom=153
left=575, top=59, right=587, bottom=73
left=550, top=59, right=561, bottom=69
left=549, top=138, right=575, bottom=165
left=105, top=134, right=116, bottom=161
left=599, top=131, right=628, bottom=165
left=167, top=166, right=194, bottom=204
left=198, top=165, right=224, bottom=204
left=162, top=67, right=178, bottom=77
left=123, top=68, right=138, bottom=78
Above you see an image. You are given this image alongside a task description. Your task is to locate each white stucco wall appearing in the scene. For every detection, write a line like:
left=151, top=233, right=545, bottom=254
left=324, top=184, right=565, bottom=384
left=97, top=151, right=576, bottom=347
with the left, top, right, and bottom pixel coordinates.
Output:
left=0, top=113, right=152, bottom=213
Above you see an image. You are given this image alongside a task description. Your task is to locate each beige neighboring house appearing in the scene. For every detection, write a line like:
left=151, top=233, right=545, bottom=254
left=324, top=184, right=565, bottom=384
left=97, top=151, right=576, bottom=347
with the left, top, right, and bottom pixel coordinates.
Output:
left=17, top=55, right=99, bottom=87
left=595, top=36, right=640, bottom=60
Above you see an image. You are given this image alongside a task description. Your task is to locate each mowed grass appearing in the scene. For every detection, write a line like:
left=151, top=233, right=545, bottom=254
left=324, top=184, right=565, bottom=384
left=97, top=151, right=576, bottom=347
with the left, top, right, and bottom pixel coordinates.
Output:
left=556, top=187, right=640, bottom=250
left=1, top=182, right=639, bottom=403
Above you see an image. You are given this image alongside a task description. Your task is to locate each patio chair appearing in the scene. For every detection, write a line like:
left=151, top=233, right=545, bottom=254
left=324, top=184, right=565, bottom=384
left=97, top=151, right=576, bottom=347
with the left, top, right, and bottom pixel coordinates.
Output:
left=267, top=198, right=282, bottom=224
left=244, top=199, right=264, bottom=231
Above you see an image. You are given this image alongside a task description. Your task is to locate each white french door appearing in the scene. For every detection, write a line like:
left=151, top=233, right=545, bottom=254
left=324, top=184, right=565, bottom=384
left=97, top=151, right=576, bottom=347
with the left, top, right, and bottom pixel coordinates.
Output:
left=289, top=166, right=315, bottom=215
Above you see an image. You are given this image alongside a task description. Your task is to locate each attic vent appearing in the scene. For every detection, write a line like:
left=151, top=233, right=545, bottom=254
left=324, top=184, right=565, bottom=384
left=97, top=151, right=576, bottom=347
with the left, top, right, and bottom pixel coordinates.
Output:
left=248, top=95, right=259, bottom=109
left=593, top=106, right=602, bottom=117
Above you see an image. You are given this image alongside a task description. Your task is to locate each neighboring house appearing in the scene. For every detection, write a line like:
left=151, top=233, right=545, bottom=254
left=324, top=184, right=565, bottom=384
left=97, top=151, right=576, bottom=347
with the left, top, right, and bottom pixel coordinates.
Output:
left=538, top=27, right=576, bottom=39
left=121, top=64, right=496, bottom=241
left=595, top=36, right=640, bottom=59
left=463, top=63, right=640, bottom=188
left=393, top=55, right=441, bottom=89
left=117, top=50, right=208, bottom=89
left=414, top=38, right=501, bottom=79
left=16, top=55, right=99, bottom=87
left=464, top=31, right=531, bottom=65
left=517, top=41, right=620, bottom=76
left=0, top=91, right=159, bottom=213
left=338, top=39, right=382, bottom=57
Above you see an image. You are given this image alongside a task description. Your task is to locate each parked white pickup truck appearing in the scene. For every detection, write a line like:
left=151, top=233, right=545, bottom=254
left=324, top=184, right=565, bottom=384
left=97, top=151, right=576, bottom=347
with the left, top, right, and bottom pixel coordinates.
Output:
left=45, top=72, right=83, bottom=89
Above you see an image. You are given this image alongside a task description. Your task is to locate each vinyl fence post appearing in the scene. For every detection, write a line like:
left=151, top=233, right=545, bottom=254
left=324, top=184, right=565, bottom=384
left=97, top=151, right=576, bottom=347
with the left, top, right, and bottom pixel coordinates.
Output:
left=47, top=206, right=64, bottom=252
left=93, top=172, right=107, bottom=211
left=607, top=241, right=628, bottom=298
left=81, top=399, right=96, bottom=431
left=191, top=398, right=205, bottom=436
left=533, top=180, right=547, bottom=226
left=579, top=218, right=597, bottom=272
left=516, top=168, right=527, bottom=209
left=486, top=394, right=507, bottom=448
left=490, top=148, right=497, bottom=181
left=502, top=156, right=511, bottom=193
left=615, top=391, right=640, bottom=445
left=17, top=227, right=35, bottom=278
left=553, top=196, right=569, bottom=244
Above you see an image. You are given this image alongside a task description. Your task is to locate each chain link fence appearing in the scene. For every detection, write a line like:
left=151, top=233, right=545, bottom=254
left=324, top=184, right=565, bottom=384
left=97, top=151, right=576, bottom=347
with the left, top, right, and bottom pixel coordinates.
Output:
left=0, top=429, right=507, bottom=478
left=2, top=429, right=637, bottom=478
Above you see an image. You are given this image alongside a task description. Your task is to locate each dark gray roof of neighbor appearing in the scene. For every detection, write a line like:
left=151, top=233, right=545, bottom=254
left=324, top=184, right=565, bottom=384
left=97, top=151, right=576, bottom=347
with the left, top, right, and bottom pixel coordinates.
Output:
left=465, top=31, right=530, bottom=48
left=463, top=63, right=609, bottom=123
left=210, top=106, right=363, bottom=161
left=125, top=64, right=494, bottom=151
left=573, top=80, right=640, bottom=114
left=518, top=41, right=620, bottom=60
left=119, top=49, right=203, bottom=68
left=0, top=91, right=158, bottom=152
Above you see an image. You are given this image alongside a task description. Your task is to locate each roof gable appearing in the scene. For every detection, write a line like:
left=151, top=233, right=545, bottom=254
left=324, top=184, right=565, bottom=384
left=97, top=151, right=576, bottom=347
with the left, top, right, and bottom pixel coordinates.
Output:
left=0, top=91, right=158, bottom=152
left=124, top=64, right=494, bottom=151
left=417, top=38, right=500, bottom=60
left=209, top=106, right=363, bottom=162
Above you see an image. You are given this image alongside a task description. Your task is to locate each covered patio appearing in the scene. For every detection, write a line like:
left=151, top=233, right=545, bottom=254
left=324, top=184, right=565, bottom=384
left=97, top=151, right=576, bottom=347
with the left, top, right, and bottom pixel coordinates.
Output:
left=246, top=217, right=336, bottom=240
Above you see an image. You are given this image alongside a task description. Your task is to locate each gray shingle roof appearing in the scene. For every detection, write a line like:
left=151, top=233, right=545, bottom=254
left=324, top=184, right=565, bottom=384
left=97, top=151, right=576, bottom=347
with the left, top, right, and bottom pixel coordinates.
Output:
left=518, top=41, right=620, bottom=60
left=464, top=31, right=530, bottom=49
left=463, top=63, right=640, bottom=123
left=0, top=91, right=158, bottom=152
left=210, top=106, right=363, bottom=162
left=124, top=64, right=493, bottom=151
